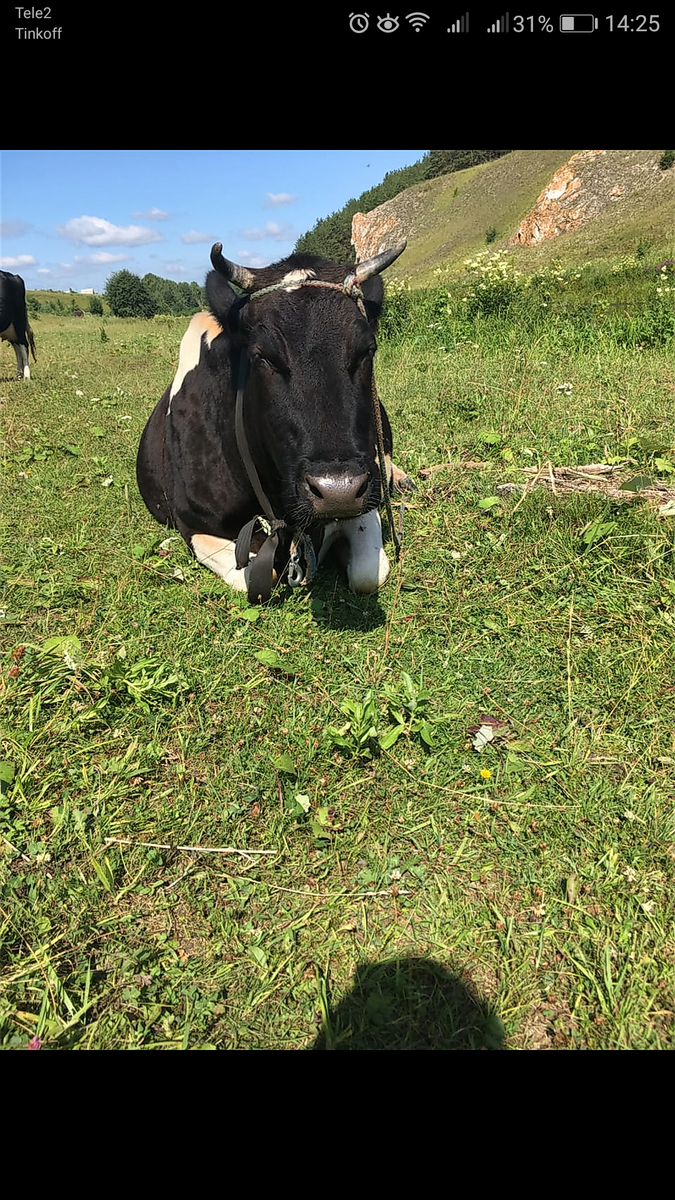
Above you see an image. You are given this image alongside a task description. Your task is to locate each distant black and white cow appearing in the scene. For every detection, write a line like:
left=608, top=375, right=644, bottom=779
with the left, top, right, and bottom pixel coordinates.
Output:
left=136, top=241, right=408, bottom=602
left=0, top=270, right=36, bottom=380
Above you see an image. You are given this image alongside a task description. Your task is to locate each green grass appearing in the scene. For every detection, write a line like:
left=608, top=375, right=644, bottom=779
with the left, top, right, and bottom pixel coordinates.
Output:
left=1, top=294, right=674, bottom=1050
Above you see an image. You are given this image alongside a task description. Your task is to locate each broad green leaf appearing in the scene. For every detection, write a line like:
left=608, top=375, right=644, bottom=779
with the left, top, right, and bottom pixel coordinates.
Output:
left=418, top=722, right=434, bottom=747
left=42, top=635, right=82, bottom=667
left=380, top=724, right=404, bottom=750
left=249, top=946, right=267, bottom=969
left=254, top=648, right=285, bottom=669
left=478, top=496, right=502, bottom=509
left=234, top=607, right=260, bottom=622
left=91, top=857, right=114, bottom=893
left=619, top=475, right=652, bottom=492
left=566, top=875, right=579, bottom=903
left=294, top=793, right=311, bottom=813
left=0, top=762, right=15, bottom=789
left=483, top=617, right=502, bottom=633
left=90, top=426, right=105, bottom=438
left=274, top=754, right=296, bottom=775
left=310, top=819, right=331, bottom=839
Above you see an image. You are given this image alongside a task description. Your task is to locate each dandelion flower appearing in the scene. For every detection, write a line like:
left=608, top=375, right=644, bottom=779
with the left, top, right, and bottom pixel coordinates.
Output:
left=480, top=768, right=492, bottom=779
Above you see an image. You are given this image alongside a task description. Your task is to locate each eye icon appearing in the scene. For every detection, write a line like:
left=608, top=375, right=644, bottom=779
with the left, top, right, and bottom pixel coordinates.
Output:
left=349, top=12, right=370, bottom=31
left=377, top=13, right=400, bottom=31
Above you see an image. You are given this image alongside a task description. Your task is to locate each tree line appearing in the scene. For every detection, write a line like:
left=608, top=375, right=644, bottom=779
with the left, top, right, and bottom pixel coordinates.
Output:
left=104, top=270, right=205, bottom=318
left=294, top=151, right=512, bottom=262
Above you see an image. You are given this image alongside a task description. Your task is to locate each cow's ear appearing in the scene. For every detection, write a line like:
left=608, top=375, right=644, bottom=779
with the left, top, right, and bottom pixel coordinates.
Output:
left=360, top=275, right=384, bottom=327
left=205, top=270, right=239, bottom=327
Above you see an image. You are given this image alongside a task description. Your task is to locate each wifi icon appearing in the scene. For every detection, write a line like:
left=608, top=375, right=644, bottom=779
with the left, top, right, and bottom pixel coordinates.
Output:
left=406, top=11, right=430, bottom=30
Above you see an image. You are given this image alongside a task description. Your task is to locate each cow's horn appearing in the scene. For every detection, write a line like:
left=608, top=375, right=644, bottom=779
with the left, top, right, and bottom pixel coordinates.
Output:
left=210, top=243, right=257, bottom=291
left=354, top=240, right=407, bottom=284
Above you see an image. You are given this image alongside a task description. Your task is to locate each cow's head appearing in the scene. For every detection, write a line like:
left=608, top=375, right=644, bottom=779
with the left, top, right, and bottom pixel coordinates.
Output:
left=205, top=241, right=406, bottom=531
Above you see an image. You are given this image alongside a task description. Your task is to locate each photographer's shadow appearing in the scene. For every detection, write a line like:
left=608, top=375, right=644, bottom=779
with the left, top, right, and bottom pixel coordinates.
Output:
left=310, top=957, right=505, bottom=1050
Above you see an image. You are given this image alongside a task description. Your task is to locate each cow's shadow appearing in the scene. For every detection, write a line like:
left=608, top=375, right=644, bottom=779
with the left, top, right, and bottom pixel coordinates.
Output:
left=309, top=957, right=506, bottom=1050
left=309, top=584, right=387, bottom=632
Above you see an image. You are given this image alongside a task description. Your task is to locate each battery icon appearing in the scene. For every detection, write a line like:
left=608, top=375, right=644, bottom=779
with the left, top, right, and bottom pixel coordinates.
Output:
left=560, top=14, right=598, bottom=31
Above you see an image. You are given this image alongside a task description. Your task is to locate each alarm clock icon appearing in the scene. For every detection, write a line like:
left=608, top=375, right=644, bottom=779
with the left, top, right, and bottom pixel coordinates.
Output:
left=349, top=12, right=370, bottom=32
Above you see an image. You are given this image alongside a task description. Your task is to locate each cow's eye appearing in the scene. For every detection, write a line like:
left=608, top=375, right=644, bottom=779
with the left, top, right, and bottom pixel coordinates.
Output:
left=252, top=351, right=278, bottom=372
left=353, top=346, right=375, bottom=372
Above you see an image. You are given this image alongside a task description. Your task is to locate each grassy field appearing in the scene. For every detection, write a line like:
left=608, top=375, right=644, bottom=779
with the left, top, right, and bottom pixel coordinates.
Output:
left=1, top=277, right=674, bottom=1049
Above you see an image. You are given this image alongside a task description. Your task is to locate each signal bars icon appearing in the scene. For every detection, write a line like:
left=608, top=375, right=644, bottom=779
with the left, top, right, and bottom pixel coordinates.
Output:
left=487, top=11, right=510, bottom=31
left=448, top=12, right=469, bottom=31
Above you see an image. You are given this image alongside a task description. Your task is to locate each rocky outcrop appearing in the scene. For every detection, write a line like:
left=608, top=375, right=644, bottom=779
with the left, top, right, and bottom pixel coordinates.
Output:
left=351, top=207, right=407, bottom=262
left=509, top=150, right=660, bottom=245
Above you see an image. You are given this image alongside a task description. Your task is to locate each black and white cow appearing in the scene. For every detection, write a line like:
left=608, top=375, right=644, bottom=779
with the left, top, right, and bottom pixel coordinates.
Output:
left=0, top=270, right=36, bottom=380
left=136, top=241, right=408, bottom=600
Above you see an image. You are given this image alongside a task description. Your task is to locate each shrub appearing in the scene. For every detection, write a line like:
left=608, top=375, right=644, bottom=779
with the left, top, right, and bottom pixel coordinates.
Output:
left=659, top=149, right=675, bottom=170
left=485, top=226, right=497, bottom=245
left=89, top=295, right=103, bottom=316
left=104, top=270, right=156, bottom=319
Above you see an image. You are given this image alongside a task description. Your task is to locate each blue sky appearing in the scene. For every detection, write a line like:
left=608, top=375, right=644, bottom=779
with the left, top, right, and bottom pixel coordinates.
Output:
left=0, top=150, right=427, bottom=293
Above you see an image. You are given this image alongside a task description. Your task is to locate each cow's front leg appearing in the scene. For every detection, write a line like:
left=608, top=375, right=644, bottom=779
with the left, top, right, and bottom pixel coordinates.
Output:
left=191, top=534, right=250, bottom=591
left=14, top=343, right=30, bottom=380
left=318, top=509, right=390, bottom=594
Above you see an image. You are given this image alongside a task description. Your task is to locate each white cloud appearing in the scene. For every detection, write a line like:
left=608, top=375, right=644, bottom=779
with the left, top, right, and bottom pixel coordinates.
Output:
left=180, top=230, right=214, bottom=245
left=74, top=252, right=130, bottom=264
left=37, top=269, right=52, bottom=275
left=241, top=221, right=298, bottom=243
left=0, top=254, right=36, bottom=268
left=0, top=220, right=31, bottom=238
left=57, top=215, right=163, bottom=247
left=235, top=250, right=268, bottom=268
left=163, top=261, right=187, bottom=273
left=131, top=207, right=170, bottom=220
left=264, top=192, right=297, bottom=207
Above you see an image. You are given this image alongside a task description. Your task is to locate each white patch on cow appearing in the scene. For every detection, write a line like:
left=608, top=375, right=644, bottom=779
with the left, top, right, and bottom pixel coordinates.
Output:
left=191, top=534, right=250, bottom=591
left=279, top=268, right=316, bottom=292
left=318, top=508, right=390, bottom=595
left=168, top=312, right=222, bottom=411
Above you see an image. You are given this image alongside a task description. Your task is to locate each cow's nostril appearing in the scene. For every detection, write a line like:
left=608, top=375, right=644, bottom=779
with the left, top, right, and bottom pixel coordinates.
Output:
left=305, top=470, right=370, bottom=517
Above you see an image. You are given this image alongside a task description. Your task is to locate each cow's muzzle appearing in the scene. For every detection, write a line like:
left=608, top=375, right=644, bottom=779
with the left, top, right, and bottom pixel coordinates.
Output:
left=303, top=468, right=372, bottom=519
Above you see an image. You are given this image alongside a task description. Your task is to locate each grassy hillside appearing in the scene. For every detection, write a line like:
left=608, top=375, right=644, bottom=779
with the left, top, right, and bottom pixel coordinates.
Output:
left=27, top=291, right=112, bottom=316
left=379, top=150, right=674, bottom=285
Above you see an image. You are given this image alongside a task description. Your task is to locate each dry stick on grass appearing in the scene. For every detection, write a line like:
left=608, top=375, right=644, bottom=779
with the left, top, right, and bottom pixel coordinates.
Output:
left=104, top=837, right=276, bottom=860
left=512, top=463, right=675, bottom=506
left=512, top=460, right=549, bottom=515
